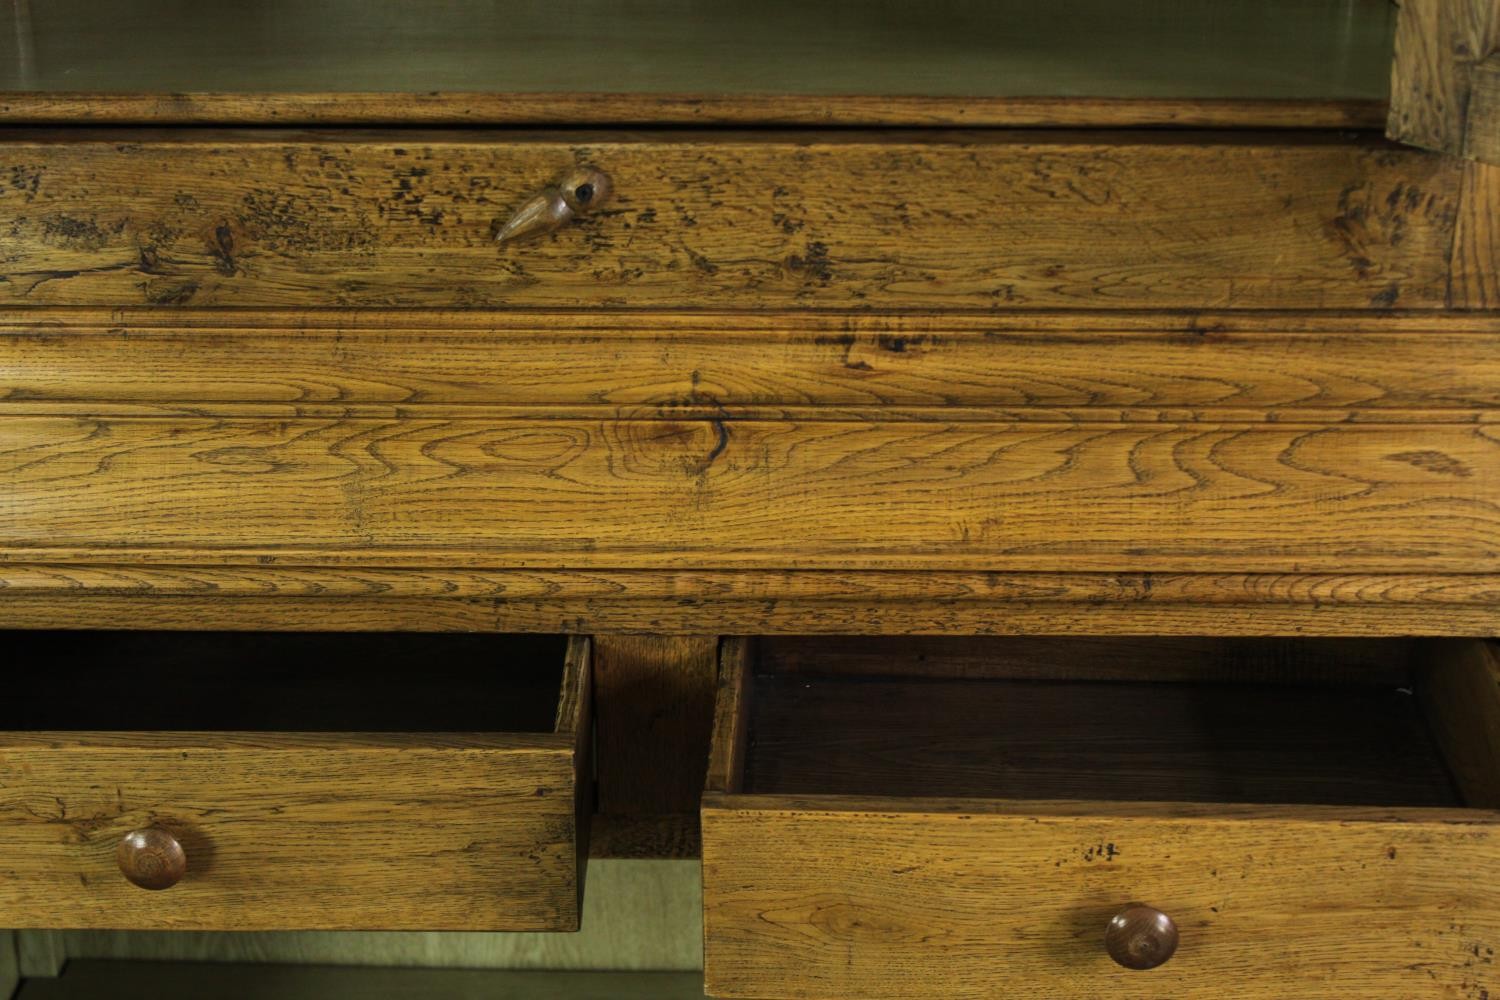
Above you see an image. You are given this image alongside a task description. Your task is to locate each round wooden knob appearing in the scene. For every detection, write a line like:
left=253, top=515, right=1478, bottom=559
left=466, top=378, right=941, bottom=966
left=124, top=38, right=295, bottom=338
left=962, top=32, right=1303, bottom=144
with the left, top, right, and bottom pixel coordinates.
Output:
left=1105, top=903, right=1178, bottom=970
left=117, top=827, right=186, bottom=890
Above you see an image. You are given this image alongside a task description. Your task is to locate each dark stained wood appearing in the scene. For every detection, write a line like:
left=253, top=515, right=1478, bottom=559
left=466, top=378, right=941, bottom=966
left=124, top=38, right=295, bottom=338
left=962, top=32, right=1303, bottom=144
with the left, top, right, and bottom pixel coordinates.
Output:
left=740, top=674, right=1461, bottom=807
left=758, top=636, right=1418, bottom=685
left=1105, top=904, right=1179, bottom=971
left=704, top=638, right=753, bottom=795
left=0, top=132, right=1462, bottom=311
left=587, top=814, right=700, bottom=860
left=1415, top=639, right=1500, bottom=807
left=591, top=635, right=717, bottom=858
left=115, top=828, right=186, bottom=892
left=1, top=631, right=566, bottom=732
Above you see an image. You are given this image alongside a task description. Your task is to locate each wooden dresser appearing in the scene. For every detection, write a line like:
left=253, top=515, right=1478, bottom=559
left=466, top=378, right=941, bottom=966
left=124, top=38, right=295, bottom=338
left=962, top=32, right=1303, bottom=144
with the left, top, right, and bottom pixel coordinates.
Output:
left=1, top=0, right=1498, bottom=997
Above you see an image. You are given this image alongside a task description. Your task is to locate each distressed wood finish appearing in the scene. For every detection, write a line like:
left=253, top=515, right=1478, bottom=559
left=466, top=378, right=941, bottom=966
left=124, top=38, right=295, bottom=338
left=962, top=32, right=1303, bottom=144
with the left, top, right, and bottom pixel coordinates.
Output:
left=0, top=636, right=591, bottom=931
left=704, top=638, right=753, bottom=795
left=1388, top=0, right=1500, bottom=163
left=3, top=414, right=1499, bottom=573
left=701, top=639, right=1500, bottom=998
left=0, top=132, right=1463, bottom=311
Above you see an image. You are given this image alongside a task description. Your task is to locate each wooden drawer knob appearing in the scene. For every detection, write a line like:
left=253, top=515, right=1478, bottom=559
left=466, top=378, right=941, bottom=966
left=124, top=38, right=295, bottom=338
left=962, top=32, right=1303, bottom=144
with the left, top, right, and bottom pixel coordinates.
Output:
left=496, top=166, right=613, bottom=244
left=117, top=827, right=187, bottom=890
left=1105, top=903, right=1178, bottom=970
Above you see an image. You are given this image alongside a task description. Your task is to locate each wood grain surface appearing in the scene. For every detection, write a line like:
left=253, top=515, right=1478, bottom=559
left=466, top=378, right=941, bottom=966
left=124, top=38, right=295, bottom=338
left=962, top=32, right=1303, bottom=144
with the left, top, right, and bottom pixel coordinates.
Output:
left=0, top=132, right=1462, bottom=311
left=1470, top=56, right=1500, bottom=161
left=1452, top=161, right=1500, bottom=308
left=4, top=310, right=1500, bottom=413
left=702, top=796, right=1500, bottom=999
left=3, top=414, right=1498, bottom=573
left=701, top=637, right=1500, bottom=997
left=0, top=636, right=591, bottom=931
left=704, top=638, right=753, bottom=796
left=1388, top=0, right=1500, bottom=163
left=2, top=570, right=1499, bottom=636
left=591, top=635, right=717, bottom=858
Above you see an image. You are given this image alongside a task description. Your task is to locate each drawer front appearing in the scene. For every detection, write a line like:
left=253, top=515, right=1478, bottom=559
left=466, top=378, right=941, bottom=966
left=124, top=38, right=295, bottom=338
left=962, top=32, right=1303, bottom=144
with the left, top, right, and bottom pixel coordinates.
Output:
left=701, top=637, right=1500, bottom=998
left=0, top=131, right=1460, bottom=311
left=3, top=414, right=1499, bottom=574
left=702, top=798, right=1500, bottom=999
left=0, top=637, right=590, bottom=931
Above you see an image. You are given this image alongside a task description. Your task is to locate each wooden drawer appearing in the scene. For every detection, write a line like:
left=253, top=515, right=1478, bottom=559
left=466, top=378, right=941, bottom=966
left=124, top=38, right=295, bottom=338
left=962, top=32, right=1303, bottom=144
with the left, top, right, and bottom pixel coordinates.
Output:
left=0, top=130, right=1462, bottom=311
left=0, top=631, right=590, bottom=931
left=702, top=636, right=1500, bottom=998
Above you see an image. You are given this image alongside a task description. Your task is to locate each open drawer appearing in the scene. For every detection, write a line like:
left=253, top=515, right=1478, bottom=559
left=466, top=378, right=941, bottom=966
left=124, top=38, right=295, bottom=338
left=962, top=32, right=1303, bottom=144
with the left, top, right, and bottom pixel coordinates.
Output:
left=0, top=631, right=590, bottom=931
left=702, top=636, right=1500, bottom=999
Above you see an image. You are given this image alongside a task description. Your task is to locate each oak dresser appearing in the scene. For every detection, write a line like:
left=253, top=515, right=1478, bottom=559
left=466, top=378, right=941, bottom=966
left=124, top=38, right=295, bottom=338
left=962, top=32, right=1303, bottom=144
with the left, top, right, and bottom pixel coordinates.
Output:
left=2, top=1, right=1499, bottom=997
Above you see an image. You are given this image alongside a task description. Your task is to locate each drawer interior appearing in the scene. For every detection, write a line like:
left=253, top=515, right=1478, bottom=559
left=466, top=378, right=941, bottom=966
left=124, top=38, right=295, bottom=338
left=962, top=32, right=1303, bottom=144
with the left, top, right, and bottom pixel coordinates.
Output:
left=2, top=631, right=568, bottom=733
left=714, top=636, right=1493, bottom=809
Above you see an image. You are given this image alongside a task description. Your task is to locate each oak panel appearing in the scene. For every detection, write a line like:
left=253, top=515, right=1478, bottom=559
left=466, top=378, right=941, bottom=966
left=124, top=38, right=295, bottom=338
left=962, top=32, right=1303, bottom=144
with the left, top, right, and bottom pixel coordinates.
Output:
left=0, top=636, right=590, bottom=931
left=3, top=416, right=1499, bottom=573
left=702, top=797, right=1500, bottom=999
left=0, top=132, right=1461, bottom=310
left=5, top=311, right=1500, bottom=412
